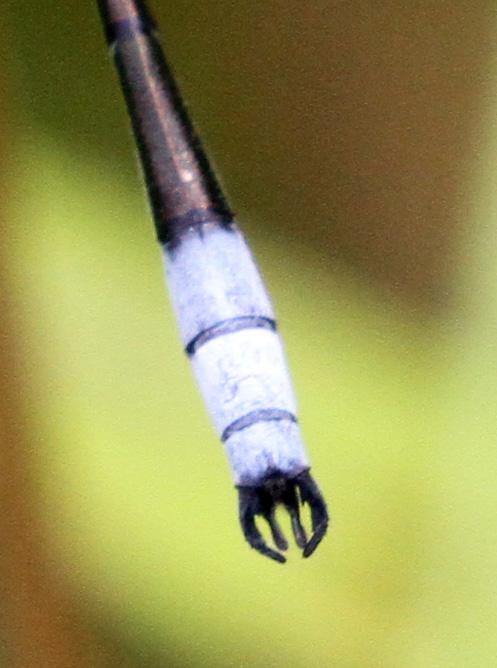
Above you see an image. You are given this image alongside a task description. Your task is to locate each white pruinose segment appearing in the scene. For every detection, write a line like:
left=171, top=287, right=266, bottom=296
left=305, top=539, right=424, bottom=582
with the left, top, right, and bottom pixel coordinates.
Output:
left=224, top=419, right=308, bottom=487
left=193, top=327, right=297, bottom=431
left=162, top=224, right=310, bottom=485
left=164, top=225, right=274, bottom=345
left=190, top=328, right=310, bottom=485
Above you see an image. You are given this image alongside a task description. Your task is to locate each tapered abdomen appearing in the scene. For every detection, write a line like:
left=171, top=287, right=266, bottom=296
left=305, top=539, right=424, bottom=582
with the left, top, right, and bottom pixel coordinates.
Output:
left=97, top=0, right=328, bottom=562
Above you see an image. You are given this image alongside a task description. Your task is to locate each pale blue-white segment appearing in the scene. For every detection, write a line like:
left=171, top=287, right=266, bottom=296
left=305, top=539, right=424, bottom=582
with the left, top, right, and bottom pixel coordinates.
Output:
left=161, top=224, right=310, bottom=485
left=191, top=325, right=296, bottom=425
left=224, top=419, right=309, bottom=486
left=190, top=328, right=309, bottom=485
left=164, top=225, right=274, bottom=346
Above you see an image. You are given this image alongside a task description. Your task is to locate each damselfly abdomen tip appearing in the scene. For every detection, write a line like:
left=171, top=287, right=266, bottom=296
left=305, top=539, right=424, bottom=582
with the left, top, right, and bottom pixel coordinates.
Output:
left=97, top=0, right=329, bottom=563
left=239, top=471, right=328, bottom=563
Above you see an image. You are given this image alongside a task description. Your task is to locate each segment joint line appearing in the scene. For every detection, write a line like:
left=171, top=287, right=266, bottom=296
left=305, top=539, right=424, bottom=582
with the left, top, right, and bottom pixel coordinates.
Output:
left=185, top=315, right=277, bottom=356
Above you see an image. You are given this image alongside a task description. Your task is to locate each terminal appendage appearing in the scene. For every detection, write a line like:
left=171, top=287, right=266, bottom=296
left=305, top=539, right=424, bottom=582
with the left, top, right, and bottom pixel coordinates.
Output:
left=238, top=470, right=328, bottom=563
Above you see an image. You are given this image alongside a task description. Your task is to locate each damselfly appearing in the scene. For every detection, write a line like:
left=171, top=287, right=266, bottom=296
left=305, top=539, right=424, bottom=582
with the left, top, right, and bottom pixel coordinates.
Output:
left=97, top=0, right=328, bottom=563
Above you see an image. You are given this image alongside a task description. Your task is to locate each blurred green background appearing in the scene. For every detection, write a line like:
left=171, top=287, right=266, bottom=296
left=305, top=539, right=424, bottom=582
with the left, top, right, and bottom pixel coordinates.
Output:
left=2, top=1, right=497, bottom=666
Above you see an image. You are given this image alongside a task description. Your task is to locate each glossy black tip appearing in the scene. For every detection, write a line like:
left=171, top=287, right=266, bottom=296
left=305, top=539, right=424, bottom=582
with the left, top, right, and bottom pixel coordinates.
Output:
left=237, top=470, right=329, bottom=563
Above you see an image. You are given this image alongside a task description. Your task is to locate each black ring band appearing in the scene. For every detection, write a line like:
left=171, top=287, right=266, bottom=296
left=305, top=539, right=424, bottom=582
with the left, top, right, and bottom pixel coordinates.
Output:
left=221, top=409, right=298, bottom=443
left=158, top=208, right=235, bottom=247
left=185, top=316, right=277, bottom=356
